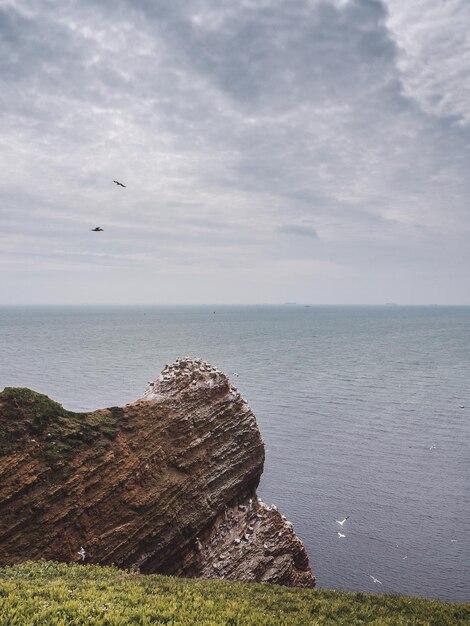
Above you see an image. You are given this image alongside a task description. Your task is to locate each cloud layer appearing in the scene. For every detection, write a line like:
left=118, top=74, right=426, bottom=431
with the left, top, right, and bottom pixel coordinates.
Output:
left=1, top=0, right=469, bottom=303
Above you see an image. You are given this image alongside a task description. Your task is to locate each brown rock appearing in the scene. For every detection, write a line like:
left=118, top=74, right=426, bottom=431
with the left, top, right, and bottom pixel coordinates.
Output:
left=0, top=359, right=314, bottom=587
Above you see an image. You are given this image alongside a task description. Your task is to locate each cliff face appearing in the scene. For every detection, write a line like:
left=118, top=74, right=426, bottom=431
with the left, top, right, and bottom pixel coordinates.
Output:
left=0, top=358, right=314, bottom=588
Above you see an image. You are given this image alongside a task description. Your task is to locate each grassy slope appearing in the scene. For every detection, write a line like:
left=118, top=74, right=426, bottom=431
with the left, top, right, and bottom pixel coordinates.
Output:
left=0, top=387, right=122, bottom=460
left=0, top=562, right=468, bottom=626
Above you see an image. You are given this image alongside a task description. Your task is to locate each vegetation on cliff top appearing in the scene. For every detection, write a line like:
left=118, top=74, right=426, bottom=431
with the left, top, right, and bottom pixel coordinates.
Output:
left=0, top=562, right=468, bottom=626
left=0, top=387, right=122, bottom=460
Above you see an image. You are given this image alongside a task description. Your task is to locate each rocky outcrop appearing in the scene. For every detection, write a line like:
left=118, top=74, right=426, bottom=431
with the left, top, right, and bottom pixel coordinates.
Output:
left=0, top=358, right=314, bottom=588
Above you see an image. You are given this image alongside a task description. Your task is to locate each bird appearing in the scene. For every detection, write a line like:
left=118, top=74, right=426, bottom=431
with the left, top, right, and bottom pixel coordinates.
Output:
left=402, top=555, right=408, bottom=560
left=233, top=372, right=239, bottom=377
left=429, top=444, right=436, bottom=450
left=370, top=575, right=382, bottom=584
left=91, top=227, right=104, bottom=232
left=78, top=547, right=86, bottom=561
left=113, top=180, right=126, bottom=187
left=336, top=517, right=350, bottom=526
left=337, top=532, right=346, bottom=538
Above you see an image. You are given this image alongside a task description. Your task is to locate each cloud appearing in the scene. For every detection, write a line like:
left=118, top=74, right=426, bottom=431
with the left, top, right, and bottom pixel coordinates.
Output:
left=277, top=224, right=319, bottom=238
left=0, top=0, right=469, bottom=303
left=384, top=0, right=470, bottom=125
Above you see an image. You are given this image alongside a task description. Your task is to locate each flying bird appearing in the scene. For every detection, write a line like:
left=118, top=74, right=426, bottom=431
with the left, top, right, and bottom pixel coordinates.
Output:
left=336, top=517, right=350, bottom=526
left=113, top=180, right=126, bottom=187
left=78, top=547, right=86, bottom=561
left=370, top=575, right=382, bottom=584
left=337, top=532, right=346, bottom=538
left=91, top=227, right=104, bottom=232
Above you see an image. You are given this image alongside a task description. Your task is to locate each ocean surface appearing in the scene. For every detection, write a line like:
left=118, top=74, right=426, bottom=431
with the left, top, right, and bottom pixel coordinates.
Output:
left=0, top=305, right=469, bottom=602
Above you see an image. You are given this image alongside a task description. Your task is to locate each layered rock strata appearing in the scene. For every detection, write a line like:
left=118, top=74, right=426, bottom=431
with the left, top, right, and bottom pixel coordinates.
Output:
left=0, top=358, right=314, bottom=587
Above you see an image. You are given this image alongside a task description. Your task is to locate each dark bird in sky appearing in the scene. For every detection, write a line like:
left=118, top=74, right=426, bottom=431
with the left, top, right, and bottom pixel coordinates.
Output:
left=113, top=180, right=126, bottom=187
left=91, top=227, right=104, bottom=232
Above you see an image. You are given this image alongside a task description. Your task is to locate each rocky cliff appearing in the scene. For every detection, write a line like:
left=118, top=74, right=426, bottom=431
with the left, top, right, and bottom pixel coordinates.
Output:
left=0, top=358, right=314, bottom=588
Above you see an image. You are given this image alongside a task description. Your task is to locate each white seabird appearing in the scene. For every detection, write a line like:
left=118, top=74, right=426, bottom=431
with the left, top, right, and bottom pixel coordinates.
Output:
left=78, top=547, right=86, bottom=561
left=370, top=575, right=382, bottom=584
left=336, top=517, right=350, bottom=526
left=337, top=532, right=346, bottom=538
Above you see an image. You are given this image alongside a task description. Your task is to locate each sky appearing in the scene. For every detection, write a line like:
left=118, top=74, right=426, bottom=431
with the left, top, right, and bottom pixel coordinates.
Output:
left=1, top=0, right=469, bottom=305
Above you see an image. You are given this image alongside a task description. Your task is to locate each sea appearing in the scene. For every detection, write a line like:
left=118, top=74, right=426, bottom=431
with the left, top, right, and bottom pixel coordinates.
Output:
left=0, top=305, right=468, bottom=602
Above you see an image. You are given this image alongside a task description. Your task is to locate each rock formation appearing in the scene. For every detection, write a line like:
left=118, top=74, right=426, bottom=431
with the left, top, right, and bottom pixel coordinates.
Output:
left=0, top=358, right=314, bottom=588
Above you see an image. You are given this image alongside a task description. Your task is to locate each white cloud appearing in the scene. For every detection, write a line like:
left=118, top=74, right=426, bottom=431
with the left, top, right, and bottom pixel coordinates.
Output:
left=384, top=0, right=470, bottom=124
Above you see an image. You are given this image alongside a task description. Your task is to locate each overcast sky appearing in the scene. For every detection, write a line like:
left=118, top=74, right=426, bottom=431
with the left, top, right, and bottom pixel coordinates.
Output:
left=1, top=0, right=469, bottom=304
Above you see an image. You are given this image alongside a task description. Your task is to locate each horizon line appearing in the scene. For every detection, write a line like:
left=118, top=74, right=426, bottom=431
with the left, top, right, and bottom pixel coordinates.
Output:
left=1, top=303, right=470, bottom=308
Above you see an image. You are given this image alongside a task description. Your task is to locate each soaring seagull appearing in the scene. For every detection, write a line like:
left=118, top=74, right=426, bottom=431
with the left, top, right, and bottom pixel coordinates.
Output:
left=336, top=516, right=350, bottom=526
left=337, top=532, right=346, bottom=538
left=91, top=227, right=104, bottom=232
left=370, top=575, right=382, bottom=584
left=113, top=180, right=126, bottom=187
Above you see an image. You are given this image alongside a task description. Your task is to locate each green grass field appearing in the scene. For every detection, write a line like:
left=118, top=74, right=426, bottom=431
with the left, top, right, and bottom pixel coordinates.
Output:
left=0, top=562, right=468, bottom=625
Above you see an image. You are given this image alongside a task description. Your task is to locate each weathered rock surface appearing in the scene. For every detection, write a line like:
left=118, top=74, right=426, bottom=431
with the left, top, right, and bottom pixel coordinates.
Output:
left=0, top=358, right=314, bottom=587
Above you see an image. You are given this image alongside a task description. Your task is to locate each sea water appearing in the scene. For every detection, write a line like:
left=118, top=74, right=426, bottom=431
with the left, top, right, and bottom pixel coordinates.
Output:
left=0, top=305, right=468, bottom=602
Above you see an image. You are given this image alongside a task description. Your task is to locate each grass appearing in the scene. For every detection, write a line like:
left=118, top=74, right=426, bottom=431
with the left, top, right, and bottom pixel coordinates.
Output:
left=0, top=562, right=468, bottom=625
left=0, top=387, right=121, bottom=461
